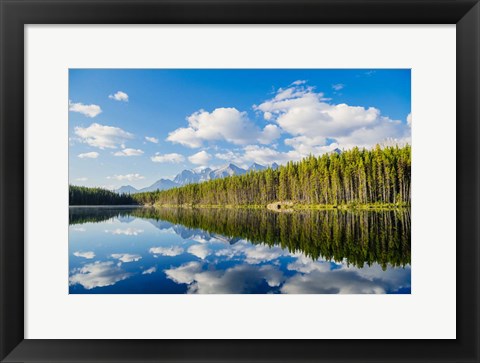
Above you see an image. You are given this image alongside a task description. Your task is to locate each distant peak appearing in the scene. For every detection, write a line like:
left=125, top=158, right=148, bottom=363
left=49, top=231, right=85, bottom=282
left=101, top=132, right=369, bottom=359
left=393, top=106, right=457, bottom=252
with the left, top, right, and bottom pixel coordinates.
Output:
left=248, top=162, right=267, bottom=171
left=218, top=163, right=240, bottom=170
left=193, top=166, right=212, bottom=173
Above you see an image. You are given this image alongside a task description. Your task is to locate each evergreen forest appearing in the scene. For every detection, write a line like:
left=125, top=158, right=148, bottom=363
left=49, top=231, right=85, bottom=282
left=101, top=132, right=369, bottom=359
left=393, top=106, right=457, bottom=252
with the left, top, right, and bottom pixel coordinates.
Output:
left=69, top=185, right=138, bottom=205
left=132, top=145, right=411, bottom=208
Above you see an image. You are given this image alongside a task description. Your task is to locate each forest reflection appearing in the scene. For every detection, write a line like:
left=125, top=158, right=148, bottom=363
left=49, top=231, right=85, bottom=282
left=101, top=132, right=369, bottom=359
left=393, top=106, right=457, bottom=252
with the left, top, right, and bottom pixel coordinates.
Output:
left=69, top=206, right=410, bottom=269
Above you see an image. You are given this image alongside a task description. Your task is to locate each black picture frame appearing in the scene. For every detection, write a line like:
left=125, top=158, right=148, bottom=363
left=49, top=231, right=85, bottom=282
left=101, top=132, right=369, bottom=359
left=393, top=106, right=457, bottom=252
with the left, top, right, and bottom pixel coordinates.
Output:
left=1, top=0, right=479, bottom=362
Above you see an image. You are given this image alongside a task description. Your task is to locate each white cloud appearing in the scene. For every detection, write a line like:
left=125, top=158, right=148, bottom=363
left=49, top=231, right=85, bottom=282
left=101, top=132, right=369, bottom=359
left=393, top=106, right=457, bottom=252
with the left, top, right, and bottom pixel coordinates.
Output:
left=108, top=91, right=129, bottom=102
left=291, top=80, right=307, bottom=85
left=284, top=136, right=339, bottom=156
left=105, top=227, right=144, bottom=235
left=151, top=153, right=185, bottom=163
left=69, top=261, right=131, bottom=290
left=107, top=174, right=144, bottom=181
left=74, top=123, right=134, bottom=149
left=167, top=107, right=280, bottom=148
left=332, top=83, right=344, bottom=91
left=78, top=151, right=99, bottom=159
left=211, top=81, right=408, bottom=166
left=407, top=113, right=412, bottom=127
left=188, top=151, right=211, bottom=165
left=214, top=142, right=341, bottom=168
left=149, top=246, right=184, bottom=257
left=142, top=266, right=157, bottom=275
left=214, top=145, right=296, bottom=168
left=69, top=100, right=102, bottom=118
left=111, top=253, right=142, bottom=263
left=254, top=83, right=411, bottom=152
left=258, top=124, right=282, bottom=144
left=242, top=145, right=299, bottom=165
left=71, top=227, right=86, bottom=232
left=113, top=148, right=144, bottom=157
left=75, top=177, right=88, bottom=181
left=73, top=251, right=95, bottom=259
left=215, top=150, right=242, bottom=162
left=163, top=82, right=409, bottom=166
left=187, top=244, right=210, bottom=260
left=166, top=127, right=203, bottom=148
left=145, top=136, right=159, bottom=144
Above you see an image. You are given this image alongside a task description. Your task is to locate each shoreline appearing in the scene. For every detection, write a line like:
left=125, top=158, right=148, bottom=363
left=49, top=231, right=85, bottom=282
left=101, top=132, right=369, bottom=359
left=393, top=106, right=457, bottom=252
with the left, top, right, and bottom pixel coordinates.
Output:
left=69, top=205, right=143, bottom=208
left=146, top=203, right=410, bottom=211
left=69, top=203, right=410, bottom=211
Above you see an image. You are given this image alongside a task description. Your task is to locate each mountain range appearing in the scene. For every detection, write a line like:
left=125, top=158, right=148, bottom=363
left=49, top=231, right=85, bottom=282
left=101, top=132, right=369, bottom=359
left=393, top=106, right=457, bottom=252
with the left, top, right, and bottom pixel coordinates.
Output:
left=116, top=162, right=279, bottom=194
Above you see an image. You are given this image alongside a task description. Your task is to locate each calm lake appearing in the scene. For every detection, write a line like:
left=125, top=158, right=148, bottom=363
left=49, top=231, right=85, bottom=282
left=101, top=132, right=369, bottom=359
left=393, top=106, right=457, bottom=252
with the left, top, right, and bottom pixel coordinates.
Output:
left=69, top=206, right=411, bottom=294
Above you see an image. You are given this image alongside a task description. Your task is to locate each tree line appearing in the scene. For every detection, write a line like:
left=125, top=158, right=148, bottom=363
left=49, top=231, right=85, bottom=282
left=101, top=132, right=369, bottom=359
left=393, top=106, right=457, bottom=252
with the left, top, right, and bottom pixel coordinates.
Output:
left=69, top=185, right=138, bottom=205
left=133, top=145, right=411, bottom=207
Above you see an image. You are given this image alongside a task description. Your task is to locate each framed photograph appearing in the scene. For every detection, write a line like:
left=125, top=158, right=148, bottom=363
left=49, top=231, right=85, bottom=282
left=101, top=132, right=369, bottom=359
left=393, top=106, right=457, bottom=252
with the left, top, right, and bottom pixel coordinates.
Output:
left=67, top=68, right=412, bottom=296
left=1, top=0, right=478, bottom=362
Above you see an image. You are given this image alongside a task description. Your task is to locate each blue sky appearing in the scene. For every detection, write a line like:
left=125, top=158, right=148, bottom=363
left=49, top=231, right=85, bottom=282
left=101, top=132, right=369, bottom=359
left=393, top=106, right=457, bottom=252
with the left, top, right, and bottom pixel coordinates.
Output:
left=69, top=69, right=411, bottom=189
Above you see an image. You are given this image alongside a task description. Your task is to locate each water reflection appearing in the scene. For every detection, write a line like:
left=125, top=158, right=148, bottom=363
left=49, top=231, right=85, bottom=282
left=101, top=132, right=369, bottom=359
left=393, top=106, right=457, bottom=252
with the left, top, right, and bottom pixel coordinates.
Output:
left=69, top=206, right=411, bottom=294
left=69, top=261, right=132, bottom=290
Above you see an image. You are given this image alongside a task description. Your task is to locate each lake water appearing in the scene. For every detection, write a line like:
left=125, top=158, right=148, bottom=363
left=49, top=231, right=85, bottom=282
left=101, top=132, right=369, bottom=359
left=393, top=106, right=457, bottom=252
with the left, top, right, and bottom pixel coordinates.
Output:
left=69, top=206, right=411, bottom=294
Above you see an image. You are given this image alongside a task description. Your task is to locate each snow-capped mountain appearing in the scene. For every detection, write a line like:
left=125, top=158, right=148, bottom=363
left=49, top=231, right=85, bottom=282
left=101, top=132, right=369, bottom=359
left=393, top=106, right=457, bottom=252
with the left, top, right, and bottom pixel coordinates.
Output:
left=248, top=162, right=267, bottom=172
left=196, top=167, right=213, bottom=182
left=173, top=169, right=200, bottom=185
left=208, top=164, right=246, bottom=179
left=117, top=162, right=276, bottom=194
left=173, top=167, right=213, bottom=185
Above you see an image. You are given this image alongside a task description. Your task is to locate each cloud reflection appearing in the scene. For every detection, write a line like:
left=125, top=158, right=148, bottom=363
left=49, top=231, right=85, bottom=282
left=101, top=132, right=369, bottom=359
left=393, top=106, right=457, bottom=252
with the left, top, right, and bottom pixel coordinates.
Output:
left=69, top=207, right=411, bottom=294
left=215, top=240, right=288, bottom=264
left=105, top=228, right=143, bottom=235
left=69, top=261, right=131, bottom=290
left=111, top=253, right=142, bottom=263
left=187, top=244, right=210, bottom=259
left=149, top=246, right=184, bottom=257
left=142, top=266, right=157, bottom=275
left=165, top=262, right=284, bottom=294
left=163, top=251, right=410, bottom=294
left=282, top=258, right=410, bottom=294
left=165, top=261, right=203, bottom=284
left=73, top=251, right=95, bottom=259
